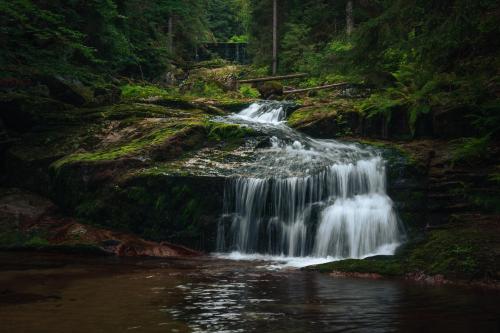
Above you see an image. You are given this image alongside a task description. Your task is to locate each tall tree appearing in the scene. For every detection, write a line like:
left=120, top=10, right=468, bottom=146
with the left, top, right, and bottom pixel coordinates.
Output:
left=272, top=0, right=278, bottom=75
left=346, top=0, right=354, bottom=36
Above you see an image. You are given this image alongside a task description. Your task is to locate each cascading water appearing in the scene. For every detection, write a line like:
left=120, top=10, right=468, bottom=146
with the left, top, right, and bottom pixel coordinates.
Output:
left=216, top=101, right=403, bottom=266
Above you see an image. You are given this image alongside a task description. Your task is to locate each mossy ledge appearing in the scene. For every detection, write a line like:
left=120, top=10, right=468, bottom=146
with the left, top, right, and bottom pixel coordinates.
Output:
left=306, top=224, right=499, bottom=286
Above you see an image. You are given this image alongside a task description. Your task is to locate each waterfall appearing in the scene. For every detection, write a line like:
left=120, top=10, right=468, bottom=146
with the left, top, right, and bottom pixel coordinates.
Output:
left=217, top=102, right=403, bottom=261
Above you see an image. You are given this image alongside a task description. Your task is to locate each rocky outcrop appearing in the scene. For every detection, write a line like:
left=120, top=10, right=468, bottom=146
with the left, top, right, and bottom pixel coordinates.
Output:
left=0, top=95, right=260, bottom=251
left=0, top=188, right=200, bottom=257
left=288, top=99, right=480, bottom=140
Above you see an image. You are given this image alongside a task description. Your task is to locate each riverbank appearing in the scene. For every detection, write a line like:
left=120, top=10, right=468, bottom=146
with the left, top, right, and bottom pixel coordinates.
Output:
left=1, top=64, right=498, bottom=287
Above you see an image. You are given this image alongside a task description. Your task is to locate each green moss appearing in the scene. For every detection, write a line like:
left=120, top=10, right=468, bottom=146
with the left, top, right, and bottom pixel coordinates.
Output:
left=287, top=100, right=357, bottom=128
left=452, top=135, right=492, bottom=164
left=207, top=122, right=255, bottom=141
left=358, top=139, right=418, bottom=166
left=288, top=106, right=337, bottom=127
left=0, top=229, right=49, bottom=248
left=24, top=235, right=50, bottom=247
left=312, top=256, right=403, bottom=276
left=311, top=226, right=497, bottom=281
left=407, top=228, right=496, bottom=279
left=52, top=120, right=205, bottom=167
left=121, top=84, right=181, bottom=100
left=239, top=84, right=260, bottom=98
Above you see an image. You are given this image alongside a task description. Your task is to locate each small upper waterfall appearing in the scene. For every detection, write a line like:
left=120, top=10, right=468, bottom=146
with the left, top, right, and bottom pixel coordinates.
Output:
left=217, top=102, right=403, bottom=263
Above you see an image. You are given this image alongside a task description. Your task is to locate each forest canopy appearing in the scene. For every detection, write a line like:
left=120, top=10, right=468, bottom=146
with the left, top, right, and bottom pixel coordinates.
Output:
left=0, top=0, right=498, bottom=140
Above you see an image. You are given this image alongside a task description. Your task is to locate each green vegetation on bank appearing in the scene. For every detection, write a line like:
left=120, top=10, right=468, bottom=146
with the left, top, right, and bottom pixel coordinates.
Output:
left=311, top=226, right=498, bottom=281
left=249, top=0, right=499, bottom=144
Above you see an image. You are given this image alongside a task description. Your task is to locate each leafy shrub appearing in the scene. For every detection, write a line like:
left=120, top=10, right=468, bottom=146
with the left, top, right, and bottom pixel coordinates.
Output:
left=452, top=135, right=491, bottom=164
left=238, top=84, right=259, bottom=98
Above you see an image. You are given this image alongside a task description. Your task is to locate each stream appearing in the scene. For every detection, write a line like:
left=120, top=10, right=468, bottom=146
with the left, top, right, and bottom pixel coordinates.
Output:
left=1, top=103, right=499, bottom=332
left=216, top=101, right=402, bottom=267
left=1, top=252, right=499, bottom=333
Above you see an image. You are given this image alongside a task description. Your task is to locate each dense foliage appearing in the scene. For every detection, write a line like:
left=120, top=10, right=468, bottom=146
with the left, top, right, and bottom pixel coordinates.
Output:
left=0, top=0, right=213, bottom=79
left=207, top=0, right=251, bottom=42
left=1, top=0, right=498, bottom=142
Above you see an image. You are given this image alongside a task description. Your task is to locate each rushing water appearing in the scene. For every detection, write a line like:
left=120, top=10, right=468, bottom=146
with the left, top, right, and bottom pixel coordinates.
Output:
left=217, top=102, right=403, bottom=265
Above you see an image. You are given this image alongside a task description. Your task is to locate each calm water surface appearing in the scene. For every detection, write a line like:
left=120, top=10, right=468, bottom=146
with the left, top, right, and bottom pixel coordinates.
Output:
left=0, top=252, right=498, bottom=332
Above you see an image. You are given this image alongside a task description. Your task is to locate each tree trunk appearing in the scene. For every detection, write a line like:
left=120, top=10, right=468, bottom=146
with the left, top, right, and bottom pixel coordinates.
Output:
left=346, top=0, right=354, bottom=36
left=283, top=82, right=349, bottom=94
left=272, top=0, right=278, bottom=75
left=168, top=16, right=174, bottom=54
left=238, top=73, right=308, bottom=84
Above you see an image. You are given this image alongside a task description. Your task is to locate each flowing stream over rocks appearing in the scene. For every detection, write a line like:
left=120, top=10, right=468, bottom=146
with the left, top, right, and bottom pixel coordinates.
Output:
left=216, top=102, right=403, bottom=267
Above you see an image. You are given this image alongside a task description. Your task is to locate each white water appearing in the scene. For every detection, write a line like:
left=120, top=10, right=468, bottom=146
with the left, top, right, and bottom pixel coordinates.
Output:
left=228, top=102, right=285, bottom=124
left=216, top=102, right=403, bottom=268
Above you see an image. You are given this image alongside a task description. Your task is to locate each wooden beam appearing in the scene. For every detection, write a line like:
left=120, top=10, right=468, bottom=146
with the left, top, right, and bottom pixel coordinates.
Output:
left=238, top=73, right=308, bottom=84
left=283, top=82, right=349, bottom=94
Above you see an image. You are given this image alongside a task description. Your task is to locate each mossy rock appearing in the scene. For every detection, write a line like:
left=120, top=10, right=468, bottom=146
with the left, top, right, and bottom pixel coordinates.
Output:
left=309, top=226, right=498, bottom=281
left=207, top=122, right=255, bottom=142
left=256, top=81, right=283, bottom=99
left=36, top=74, right=94, bottom=106
left=287, top=100, right=360, bottom=138
left=50, top=168, right=226, bottom=251
left=406, top=227, right=498, bottom=279
left=309, top=256, right=403, bottom=276
left=0, top=93, right=73, bottom=132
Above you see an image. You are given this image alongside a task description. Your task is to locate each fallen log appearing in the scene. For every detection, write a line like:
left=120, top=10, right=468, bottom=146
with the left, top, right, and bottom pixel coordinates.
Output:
left=283, top=82, right=350, bottom=94
left=238, top=73, right=308, bottom=84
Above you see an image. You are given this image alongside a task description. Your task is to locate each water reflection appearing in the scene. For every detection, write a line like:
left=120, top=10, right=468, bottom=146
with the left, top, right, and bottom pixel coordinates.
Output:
left=165, top=270, right=370, bottom=332
left=163, top=261, right=499, bottom=333
left=0, top=253, right=498, bottom=333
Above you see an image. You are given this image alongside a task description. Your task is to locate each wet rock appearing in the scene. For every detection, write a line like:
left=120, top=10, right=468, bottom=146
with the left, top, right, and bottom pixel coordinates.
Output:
left=255, top=81, right=283, bottom=99
left=405, top=271, right=447, bottom=285
left=93, top=85, right=121, bottom=106
left=288, top=102, right=360, bottom=138
left=329, top=271, right=384, bottom=279
left=37, top=75, right=93, bottom=106
left=0, top=93, right=71, bottom=132
left=0, top=188, right=201, bottom=258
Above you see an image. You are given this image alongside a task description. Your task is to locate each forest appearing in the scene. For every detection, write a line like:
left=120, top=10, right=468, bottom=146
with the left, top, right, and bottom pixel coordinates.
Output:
left=0, top=1, right=499, bottom=332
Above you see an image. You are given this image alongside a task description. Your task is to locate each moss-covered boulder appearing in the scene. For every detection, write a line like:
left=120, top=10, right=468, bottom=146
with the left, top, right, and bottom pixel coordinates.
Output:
left=0, top=93, right=73, bottom=132
left=256, top=81, right=283, bottom=99
left=0, top=92, right=264, bottom=251
left=36, top=75, right=94, bottom=106
left=288, top=100, right=360, bottom=137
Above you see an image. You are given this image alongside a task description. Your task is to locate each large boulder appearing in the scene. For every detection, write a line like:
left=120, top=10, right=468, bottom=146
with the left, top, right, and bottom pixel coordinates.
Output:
left=0, top=93, right=72, bottom=132
left=0, top=187, right=201, bottom=257
left=92, top=84, right=122, bottom=106
left=256, top=81, right=283, bottom=99
left=37, top=75, right=94, bottom=106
